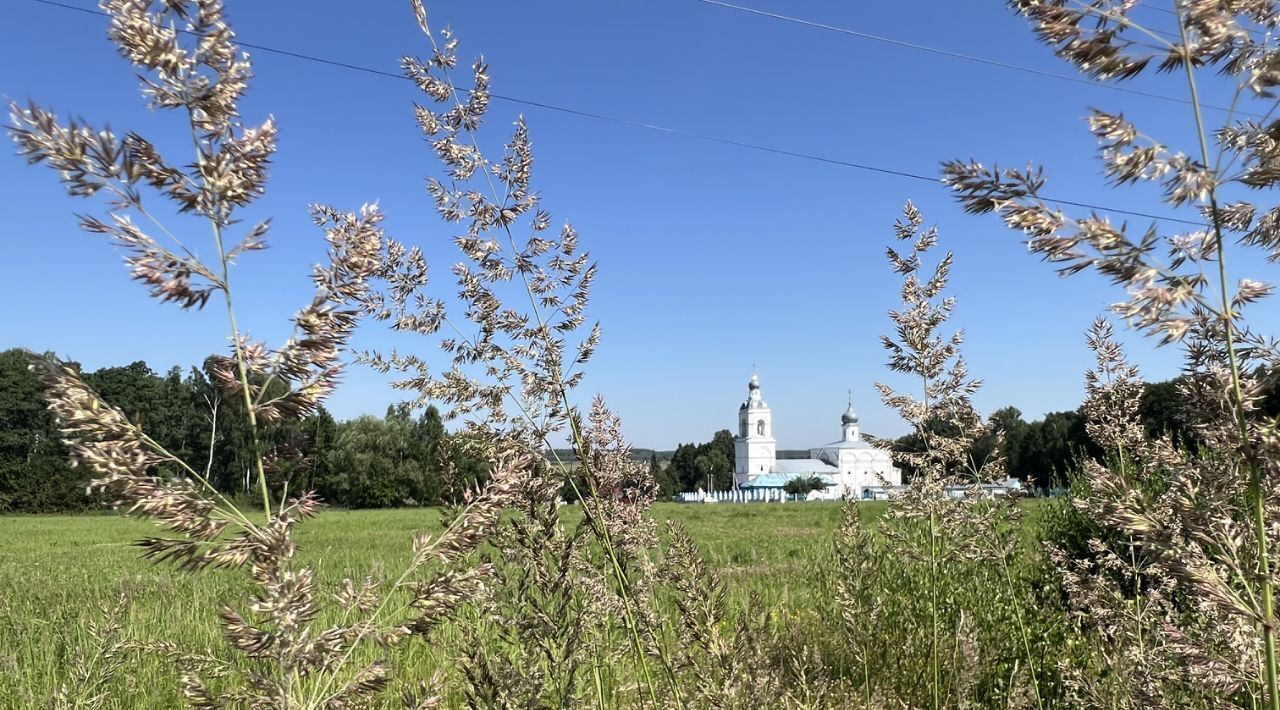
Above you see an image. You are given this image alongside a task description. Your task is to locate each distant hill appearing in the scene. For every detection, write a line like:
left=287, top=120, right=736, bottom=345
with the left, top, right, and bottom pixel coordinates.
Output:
left=549, top=448, right=666, bottom=464
left=549, top=447, right=814, bottom=463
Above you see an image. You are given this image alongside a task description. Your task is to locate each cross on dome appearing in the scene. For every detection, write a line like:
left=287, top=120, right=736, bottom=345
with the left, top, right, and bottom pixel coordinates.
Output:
left=745, top=370, right=767, bottom=408
left=842, top=390, right=859, bottom=425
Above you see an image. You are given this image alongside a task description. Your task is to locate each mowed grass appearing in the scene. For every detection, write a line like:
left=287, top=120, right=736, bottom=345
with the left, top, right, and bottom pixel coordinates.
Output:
left=0, top=502, right=863, bottom=706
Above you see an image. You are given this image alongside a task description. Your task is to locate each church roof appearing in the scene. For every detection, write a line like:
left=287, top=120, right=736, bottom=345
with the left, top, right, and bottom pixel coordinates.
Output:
left=815, top=439, right=879, bottom=450
left=741, top=471, right=837, bottom=489
left=771, top=459, right=838, bottom=474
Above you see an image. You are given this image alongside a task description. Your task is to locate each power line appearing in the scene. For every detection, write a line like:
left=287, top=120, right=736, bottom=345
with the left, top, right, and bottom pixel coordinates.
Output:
left=1135, top=2, right=1272, bottom=42
left=23, top=0, right=1203, bottom=227
left=695, top=0, right=1253, bottom=117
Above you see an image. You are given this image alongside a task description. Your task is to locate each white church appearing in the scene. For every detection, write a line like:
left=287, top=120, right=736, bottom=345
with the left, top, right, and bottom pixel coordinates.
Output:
left=733, top=372, right=901, bottom=500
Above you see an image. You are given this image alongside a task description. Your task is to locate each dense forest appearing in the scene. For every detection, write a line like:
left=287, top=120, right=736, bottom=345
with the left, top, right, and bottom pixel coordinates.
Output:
left=0, top=349, right=491, bottom=513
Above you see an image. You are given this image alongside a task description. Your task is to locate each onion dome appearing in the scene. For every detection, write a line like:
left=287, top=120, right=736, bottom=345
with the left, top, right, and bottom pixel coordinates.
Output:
left=842, top=391, right=858, bottom=424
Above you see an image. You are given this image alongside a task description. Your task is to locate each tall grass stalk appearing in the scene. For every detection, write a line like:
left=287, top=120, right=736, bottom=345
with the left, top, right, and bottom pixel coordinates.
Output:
left=843, top=201, right=1046, bottom=707
left=1171, top=7, right=1280, bottom=702
left=385, top=3, right=684, bottom=703
left=9, top=2, right=548, bottom=704
left=201, top=116, right=271, bottom=522
left=946, top=2, right=1280, bottom=705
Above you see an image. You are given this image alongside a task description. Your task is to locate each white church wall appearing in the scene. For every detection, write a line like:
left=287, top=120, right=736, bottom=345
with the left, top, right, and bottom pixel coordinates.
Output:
left=730, top=372, right=898, bottom=497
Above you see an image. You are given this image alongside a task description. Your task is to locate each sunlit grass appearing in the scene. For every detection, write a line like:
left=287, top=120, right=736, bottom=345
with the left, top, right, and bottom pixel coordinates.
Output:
left=0, top=500, right=1063, bottom=706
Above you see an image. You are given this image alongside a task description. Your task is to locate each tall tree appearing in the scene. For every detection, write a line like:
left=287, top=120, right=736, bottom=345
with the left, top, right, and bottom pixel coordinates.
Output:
left=0, top=349, right=84, bottom=512
left=668, top=442, right=699, bottom=492
left=322, top=414, right=432, bottom=508
left=694, top=450, right=732, bottom=491
left=1009, top=410, right=1092, bottom=490
left=650, top=452, right=676, bottom=499
left=412, top=405, right=445, bottom=506
left=1139, top=380, right=1198, bottom=450
left=85, top=360, right=171, bottom=444
left=985, top=406, right=1027, bottom=478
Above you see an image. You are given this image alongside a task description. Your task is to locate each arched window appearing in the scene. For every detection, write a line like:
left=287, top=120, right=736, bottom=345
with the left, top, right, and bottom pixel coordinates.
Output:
left=757, top=419, right=765, bottom=436
left=740, top=419, right=747, bottom=438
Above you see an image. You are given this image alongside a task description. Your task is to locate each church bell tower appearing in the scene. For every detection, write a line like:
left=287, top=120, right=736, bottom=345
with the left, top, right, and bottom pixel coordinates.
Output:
left=734, top=371, right=777, bottom=485
left=841, top=391, right=861, bottom=442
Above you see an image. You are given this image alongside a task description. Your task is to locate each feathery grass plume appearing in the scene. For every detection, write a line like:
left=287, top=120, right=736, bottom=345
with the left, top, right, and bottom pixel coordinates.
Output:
left=356, top=3, right=707, bottom=704
left=11, top=0, right=279, bottom=512
left=575, top=397, right=660, bottom=581
left=457, top=400, right=673, bottom=707
left=875, top=201, right=1003, bottom=495
left=424, top=414, right=667, bottom=708
left=878, top=201, right=1016, bottom=567
left=1052, top=318, right=1263, bottom=706
left=8, top=0, right=383, bottom=515
left=832, top=505, right=905, bottom=709
left=834, top=201, right=1048, bottom=709
left=458, top=469, right=595, bottom=708
left=569, top=397, right=671, bottom=698
left=51, top=591, right=134, bottom=710
left=661, top=520, right=796, bottom=707
left=11, top=1, right=526, bottom=705
left=944, top=3, right=1280, bottom=705
left=401, top=676, right=444, bottom=710
left=450, top=423, right=604, bottom=707
left=361, top=4, right=598, bottom=449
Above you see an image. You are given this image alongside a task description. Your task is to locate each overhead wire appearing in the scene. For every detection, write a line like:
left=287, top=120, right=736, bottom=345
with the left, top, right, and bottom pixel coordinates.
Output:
left=23, top=0, right=1206, bottom=226
left=693, top=0, right=1256, bottom=116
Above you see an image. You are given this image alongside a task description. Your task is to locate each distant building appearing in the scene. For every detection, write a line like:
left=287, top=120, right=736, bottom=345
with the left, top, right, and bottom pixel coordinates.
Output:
left=732, top=372, right=900, bottom=500
left=862, top=477, right=1025, bottom=501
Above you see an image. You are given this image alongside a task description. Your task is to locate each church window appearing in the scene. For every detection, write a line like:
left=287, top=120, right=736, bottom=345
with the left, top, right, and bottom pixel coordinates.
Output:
left=757, top=419, right=765, bottom=435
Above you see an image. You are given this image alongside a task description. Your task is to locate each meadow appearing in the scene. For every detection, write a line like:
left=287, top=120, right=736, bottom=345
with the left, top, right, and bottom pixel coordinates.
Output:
left=0, top=501, right=1062, bottom=707
left=9, top=0, right=1280, bottom=706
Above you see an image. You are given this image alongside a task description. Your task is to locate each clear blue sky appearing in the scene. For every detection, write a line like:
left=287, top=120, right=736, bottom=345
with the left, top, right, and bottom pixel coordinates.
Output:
left=2, top=0, right=1271, bottom=449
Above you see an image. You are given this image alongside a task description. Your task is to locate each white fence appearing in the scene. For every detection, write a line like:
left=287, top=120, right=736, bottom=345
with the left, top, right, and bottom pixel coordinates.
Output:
left=674, top=488, right=792, bottom=503
left=674, top=477, right=1027, bottom=504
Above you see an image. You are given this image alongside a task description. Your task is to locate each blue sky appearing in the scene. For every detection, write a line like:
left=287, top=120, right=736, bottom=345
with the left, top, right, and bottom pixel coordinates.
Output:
left=2, top=0, right=1272, bottom=449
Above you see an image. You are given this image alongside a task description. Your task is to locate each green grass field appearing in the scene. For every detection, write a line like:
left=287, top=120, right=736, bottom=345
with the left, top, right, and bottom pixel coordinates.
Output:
left=0, top=502, right=863, bottom=706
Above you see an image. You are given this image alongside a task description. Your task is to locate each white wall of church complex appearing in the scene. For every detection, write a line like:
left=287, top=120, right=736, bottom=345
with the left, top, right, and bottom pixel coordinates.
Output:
left=675, top=372, right=1025, bottom=503
left=728, top=373, right=900, bottom=501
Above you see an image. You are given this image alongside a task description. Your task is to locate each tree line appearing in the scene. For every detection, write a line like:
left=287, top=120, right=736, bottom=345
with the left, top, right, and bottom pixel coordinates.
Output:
left=891, top=378, right=1280, bottom=492
left=0, top=349, right=489, bottom=513
left=5, top=345, right=1269, bottom=511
